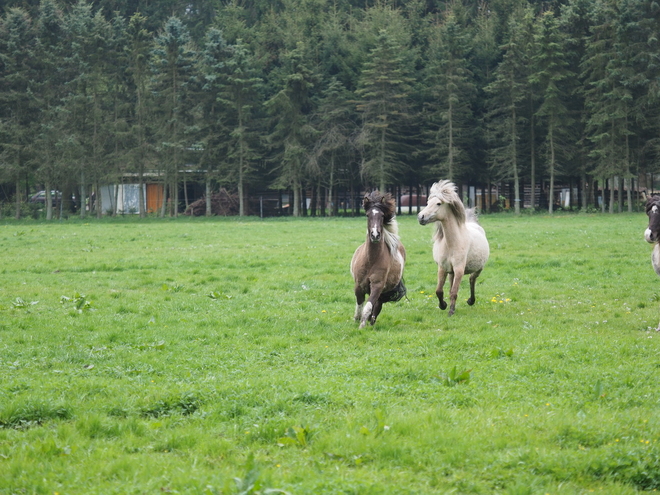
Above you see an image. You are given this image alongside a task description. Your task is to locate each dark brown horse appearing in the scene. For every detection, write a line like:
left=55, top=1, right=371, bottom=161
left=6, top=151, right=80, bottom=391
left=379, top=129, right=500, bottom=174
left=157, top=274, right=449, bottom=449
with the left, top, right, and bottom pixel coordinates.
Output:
left=645, top=195, right=660, bottom=330
left=350, top=191, right=406, bottom=328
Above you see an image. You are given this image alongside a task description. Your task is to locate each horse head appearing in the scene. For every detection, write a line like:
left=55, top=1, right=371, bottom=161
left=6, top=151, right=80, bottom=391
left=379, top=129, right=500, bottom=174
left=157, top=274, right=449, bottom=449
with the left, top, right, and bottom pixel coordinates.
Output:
left=645, top=195, right=660, bottom=243
left=417, top=180, right=466, bottom=225
left=363, top=191, right=395, bottom=243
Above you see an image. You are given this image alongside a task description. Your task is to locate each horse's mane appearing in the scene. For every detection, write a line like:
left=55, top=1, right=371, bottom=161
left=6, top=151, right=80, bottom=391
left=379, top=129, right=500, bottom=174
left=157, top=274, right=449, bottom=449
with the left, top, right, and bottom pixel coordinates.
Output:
left=363, top=191, right=400, bottom=255
left=646, top=195, right=660, bottom=214
left=429, top=180, right=466, bottom=225
left=429, top=182, right=480, bottom=243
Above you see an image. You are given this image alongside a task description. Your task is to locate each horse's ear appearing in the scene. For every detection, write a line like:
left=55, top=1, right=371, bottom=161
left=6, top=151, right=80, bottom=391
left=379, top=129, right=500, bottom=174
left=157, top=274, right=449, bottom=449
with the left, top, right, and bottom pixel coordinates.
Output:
left=363, top=195, right=370, bottom=210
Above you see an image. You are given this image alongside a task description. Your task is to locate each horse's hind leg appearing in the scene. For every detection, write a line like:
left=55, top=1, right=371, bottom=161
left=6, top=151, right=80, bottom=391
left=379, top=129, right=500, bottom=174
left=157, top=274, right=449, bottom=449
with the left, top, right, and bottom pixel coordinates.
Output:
left=467, top=270, right=482, bottom=306
left=436, top=267, right=448, bottom=311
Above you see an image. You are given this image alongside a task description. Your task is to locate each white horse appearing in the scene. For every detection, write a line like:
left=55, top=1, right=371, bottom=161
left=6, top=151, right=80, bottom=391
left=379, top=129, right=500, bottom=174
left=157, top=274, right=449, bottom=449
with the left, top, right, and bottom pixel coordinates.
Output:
left=644, top=195, right=660, bottom=330
left=417, top=180, right=489, bottom=316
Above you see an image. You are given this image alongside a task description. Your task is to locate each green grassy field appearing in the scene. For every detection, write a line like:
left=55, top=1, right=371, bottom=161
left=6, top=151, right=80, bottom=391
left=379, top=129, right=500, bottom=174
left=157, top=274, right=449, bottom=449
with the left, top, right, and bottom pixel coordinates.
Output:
left=1, top=212, right=659, bottom=494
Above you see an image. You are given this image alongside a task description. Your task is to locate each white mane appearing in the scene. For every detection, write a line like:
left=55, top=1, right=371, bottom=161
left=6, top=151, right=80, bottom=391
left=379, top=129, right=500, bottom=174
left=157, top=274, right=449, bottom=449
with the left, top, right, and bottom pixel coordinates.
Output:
left=383, top=216, right=400, bottom=257
left=429, top=180, right=466, bottom=224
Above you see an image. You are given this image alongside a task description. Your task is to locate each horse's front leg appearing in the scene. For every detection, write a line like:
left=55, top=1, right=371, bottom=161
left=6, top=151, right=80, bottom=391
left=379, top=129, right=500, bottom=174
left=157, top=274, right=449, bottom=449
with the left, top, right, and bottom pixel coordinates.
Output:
left=467, top=270, right=482, bottom=306
left=448, top=267, right=465, bottom=316
left=370, top=300, right=383, bottom=326
left=436, top=266, right=448, bottom=310
left=360, top=284, right=383, bottom=329
left=354, top=286, right=366, bottom=322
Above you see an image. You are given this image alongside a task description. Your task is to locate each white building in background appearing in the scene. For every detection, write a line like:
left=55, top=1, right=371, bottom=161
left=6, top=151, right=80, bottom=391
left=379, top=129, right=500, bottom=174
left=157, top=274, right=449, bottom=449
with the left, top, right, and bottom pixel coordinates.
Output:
left=99, top=184, right=147, bottom=215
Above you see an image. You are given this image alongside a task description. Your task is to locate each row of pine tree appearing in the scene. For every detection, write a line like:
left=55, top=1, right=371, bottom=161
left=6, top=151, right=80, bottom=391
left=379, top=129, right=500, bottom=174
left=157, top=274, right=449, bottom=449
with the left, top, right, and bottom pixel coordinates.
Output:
left=1, top=0, right=659, bottom=217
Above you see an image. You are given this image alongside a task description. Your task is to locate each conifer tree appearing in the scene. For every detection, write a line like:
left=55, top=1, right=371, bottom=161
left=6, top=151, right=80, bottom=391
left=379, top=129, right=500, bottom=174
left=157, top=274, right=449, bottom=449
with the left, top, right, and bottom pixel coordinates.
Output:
left=151, top=16, right=198, bottom=217
left=34, top=0, right=65, bottom=219
left=530, top=10, right=575, bottom=214
left=264, top=41, right=318, bottom=217
left=355, top=28, right=413, bottom=192
left=560, top=0, right=596, bottom=210
left=314, top=76, right=356, bottom=216
left=0, top=8, right=38, bottom=219
left=126, top=12, right=152, bottom=217
left=210, top=35, right=263, bottom=216
left=582, top=0, right=635, bottom=213
left=60, top=2, right=114, bottom=218
left=424, top=8, right=476, bottom=183
left=485, top=8, right=529, bottom=214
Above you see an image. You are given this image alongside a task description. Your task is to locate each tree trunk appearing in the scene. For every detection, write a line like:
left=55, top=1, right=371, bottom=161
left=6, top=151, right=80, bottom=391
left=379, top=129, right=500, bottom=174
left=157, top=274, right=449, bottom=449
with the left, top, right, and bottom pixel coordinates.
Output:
left=206, top=175, right=212, bottom=217
left=160, top=175, right=167, bottom=218
left=626, top=177, right=632, bottom=212
left=293, top=181, right=300, bottom=217
left=138, top=165, right=145, bottom=218
left=238, top=163, right=245, bottom=216
left=609, top=177, right=615, bottom=214
left=80, top=170, right=86, bottom=219
left=448, top=98, right=454, bottom=182
left=183, top=171, right=189, bottom=210
left=512, top=106, right=520, bottom=215
left=379, top=126, right=386, bottom=192
left=15, top=176, right=21, bottom=220
left=320, top=184, right=326, bottom=217
left=46, top=183, right=53, bottom=221
left=548, top=126, right=555, bottom=215
left=173, top=173, right=179, bottom=217
left=96, top=182, right=103, bottom=218
left=114, top=184, right=120, bottom=216
left=529, top=97, right=536, bottom=211
left=328, top=154, right=335, bottom=216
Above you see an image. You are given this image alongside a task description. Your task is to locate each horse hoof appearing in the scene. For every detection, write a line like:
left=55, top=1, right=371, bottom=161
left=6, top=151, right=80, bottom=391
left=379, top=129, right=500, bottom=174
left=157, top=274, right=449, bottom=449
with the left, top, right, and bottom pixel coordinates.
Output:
left=467, top=298, right=475, bottom=306
left=439, top=301, right=447, bottom=310
left=448, top=309, right=455, bottom=316
left=359, top=321, right=366, bottom=329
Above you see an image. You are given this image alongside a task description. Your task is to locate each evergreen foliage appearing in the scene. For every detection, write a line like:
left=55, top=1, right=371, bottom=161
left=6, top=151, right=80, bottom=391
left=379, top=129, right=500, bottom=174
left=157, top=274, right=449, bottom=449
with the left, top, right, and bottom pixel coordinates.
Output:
left=1, top=0, right=660, bottom=216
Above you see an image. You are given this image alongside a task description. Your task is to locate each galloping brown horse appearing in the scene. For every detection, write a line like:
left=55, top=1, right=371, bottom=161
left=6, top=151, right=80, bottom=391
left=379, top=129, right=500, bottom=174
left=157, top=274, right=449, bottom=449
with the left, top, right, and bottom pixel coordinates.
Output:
left=644, top=195, right=660, bottom=330
left=350, top=191, right=406, bottom=329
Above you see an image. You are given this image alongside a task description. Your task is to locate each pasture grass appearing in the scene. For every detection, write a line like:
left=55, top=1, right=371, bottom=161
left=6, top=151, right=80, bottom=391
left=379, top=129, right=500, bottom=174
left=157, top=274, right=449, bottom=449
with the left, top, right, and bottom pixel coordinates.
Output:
left=1, top=212, right=659, bottom=494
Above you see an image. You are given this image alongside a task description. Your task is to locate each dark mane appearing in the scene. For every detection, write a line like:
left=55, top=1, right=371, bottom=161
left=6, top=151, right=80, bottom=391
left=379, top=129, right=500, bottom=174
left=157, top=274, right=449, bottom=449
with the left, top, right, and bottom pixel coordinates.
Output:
left=646, top=195, right=660, bottom=214
left=363, top=191, right=396, bottom=224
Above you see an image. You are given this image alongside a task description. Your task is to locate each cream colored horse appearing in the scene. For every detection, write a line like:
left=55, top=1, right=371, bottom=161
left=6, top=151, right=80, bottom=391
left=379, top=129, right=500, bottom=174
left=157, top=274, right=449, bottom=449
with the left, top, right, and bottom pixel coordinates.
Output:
left=417, top=180, right=489, bottom=316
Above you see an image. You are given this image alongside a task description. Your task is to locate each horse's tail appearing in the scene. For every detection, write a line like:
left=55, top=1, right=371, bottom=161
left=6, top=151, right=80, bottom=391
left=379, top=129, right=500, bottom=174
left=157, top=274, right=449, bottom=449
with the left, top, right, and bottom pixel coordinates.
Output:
left=379, top=278, right=407, bottom=303
left=466, top=208, right=480, bottom=224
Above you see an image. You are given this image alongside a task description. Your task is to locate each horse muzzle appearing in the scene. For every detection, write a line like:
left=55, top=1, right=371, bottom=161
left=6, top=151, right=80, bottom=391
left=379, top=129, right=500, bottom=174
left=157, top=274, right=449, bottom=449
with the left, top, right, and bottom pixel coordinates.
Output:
left=645, top=228, right=657, bottom=243
left=418, top=213, right=429, bottom=225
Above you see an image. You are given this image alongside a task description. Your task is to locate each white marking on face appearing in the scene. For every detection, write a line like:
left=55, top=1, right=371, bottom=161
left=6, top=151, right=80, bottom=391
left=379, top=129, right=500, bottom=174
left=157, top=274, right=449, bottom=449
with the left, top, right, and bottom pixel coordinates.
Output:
left=371, top=226, right=379, bottom=238
left=653, top=205, right=659, bottom=214
left=645, top=228, right=655, bottom=243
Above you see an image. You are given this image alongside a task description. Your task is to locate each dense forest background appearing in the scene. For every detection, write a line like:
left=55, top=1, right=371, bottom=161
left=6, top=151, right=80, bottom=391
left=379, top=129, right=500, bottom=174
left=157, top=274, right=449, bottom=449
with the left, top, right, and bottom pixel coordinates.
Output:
left=0, top=0, right=659, bottom=218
